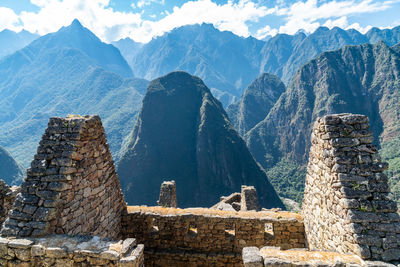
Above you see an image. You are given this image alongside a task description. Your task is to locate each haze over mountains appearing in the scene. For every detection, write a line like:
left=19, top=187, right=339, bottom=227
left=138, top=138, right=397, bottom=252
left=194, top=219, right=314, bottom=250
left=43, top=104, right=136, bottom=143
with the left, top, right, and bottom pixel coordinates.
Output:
left=1, top=18, right=400, bottom=207
left=0, top=19, right=146, bottom=169
left=115, top=24, right=400, bottom=106
left=0, top=29, right=38, bottom=59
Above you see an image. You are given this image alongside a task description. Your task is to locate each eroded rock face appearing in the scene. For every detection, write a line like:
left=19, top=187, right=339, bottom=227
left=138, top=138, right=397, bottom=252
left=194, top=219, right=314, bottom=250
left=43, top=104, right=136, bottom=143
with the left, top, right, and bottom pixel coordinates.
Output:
left=1, top=115, right=126, bottom=239
left=302, top=114, right=400, bottom=261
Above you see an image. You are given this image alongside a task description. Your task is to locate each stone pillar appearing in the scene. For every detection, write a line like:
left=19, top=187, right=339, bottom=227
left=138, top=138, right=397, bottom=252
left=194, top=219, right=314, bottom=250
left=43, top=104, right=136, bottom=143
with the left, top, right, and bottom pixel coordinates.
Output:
left=157, top=180, right=177, bottom=208
left=241, top=185, right=260, bottom=211
left=1, top=115, right=126, bottom=239
left=302, top=114, right=400, bottom=262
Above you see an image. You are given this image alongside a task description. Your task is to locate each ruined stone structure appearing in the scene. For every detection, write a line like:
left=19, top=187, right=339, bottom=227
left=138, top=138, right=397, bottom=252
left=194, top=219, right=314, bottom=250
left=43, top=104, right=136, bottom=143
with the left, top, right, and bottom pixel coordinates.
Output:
left=1, top=113, right=400, bottom=266
left=241, top=185, right=260, bottom=211
left=0, top=236, right=143, bottom=266
left=2, top=115, right=126, bottom=239
left=122, top=206, right=305, bottom=266
left=0, top=115, right=144, bottom=266
left=303, top=114, right=400, bottom=261
left=0, top=179, right=19, bottom=226
left=157, top=180, right=177, bottom=208
left=212, top=185, right=261, bottom=212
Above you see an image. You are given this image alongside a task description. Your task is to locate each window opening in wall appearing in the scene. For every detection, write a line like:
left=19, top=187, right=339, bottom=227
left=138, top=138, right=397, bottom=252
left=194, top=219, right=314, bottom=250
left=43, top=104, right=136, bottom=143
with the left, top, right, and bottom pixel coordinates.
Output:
left=187, top=223, right=198, bottom=237
left=265, top=223, right=274, bottom=240
left=149, top=218, right=159, bottom=235
left=225, top=222, right=235, bottom=239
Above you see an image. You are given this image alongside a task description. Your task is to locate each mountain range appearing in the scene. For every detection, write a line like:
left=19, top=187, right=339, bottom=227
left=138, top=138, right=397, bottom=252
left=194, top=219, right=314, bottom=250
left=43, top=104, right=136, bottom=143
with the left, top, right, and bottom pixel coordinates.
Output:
left=0, top=19, right=146, bottom=170
left=228, top=41, right=400, bottom=203
left=117, top=71, right=284, bottom=208
left=1, top=19, right=400, bottom=206
left=0, top=146, right=23, bottom=185
left=116, top=24, right=400, bottom=107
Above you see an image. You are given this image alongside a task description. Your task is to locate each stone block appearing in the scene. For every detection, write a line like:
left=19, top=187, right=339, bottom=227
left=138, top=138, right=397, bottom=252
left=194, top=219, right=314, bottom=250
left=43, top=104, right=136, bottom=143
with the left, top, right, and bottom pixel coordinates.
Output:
left=157, top=180, right=177, bottom=208
left=241, top=186, right=260, bottom=211
left=242, top=247, right=263, bottom=267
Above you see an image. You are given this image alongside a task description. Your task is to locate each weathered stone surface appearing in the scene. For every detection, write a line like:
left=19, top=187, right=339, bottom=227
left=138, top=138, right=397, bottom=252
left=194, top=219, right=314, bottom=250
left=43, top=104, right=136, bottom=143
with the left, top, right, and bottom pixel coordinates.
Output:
left=157, top=180, right=177, bottom=208
left=302, top=114, right=400, bottom=261
left=0, top=236, right=144, bottom=266
left=0, top=180, right=20, bottom=227
left=1, top=115, right=126, bottom=239
left=242, top=247, right=263, bottom=267
left=241, top=186, right=260, bottom=211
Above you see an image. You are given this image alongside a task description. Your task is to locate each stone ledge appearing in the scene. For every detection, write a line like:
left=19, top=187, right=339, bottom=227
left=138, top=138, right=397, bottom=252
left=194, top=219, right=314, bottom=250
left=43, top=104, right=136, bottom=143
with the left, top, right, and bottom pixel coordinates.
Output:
left=0, top=235, right=144, bottom=266
left=126, top=206, right=302, bottom=222
left=243, top=246, right=400, bottom=267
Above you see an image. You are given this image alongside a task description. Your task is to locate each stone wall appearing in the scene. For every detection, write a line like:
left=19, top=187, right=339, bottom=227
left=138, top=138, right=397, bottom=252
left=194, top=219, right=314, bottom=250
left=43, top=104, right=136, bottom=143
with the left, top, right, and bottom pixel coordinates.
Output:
left=242, top=246, right=372, bottom=267
left=0, top=235, right=144, bottom=266
left=302, top=114, right=400, bottom=262
left=122, top=206, right=305, bottom=265
left=0, top=179, right=19, bottom=227
left=1, top=115, right=126, bottom=239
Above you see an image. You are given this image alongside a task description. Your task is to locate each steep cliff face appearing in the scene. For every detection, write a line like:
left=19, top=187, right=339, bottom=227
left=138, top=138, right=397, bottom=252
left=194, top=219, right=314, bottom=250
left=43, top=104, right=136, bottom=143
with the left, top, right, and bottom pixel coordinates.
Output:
left=227, top=73, right=285, bottom=136
left=117, top=71, right=284, bottom=209
left=245, top=42, right=400, bottom=202
left=247, top=42, right=400, bottom=169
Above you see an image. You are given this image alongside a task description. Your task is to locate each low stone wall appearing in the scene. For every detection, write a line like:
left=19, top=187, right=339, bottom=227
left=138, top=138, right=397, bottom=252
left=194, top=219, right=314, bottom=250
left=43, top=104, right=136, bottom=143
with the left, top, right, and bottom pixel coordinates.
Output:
left=144, top=248, right=241, bottom=267
left=0, top=235, right=144, bottom=266
left=1, top=115, right=126, bottom=239
left=122, top=206, right=305, bottom=265
left=302, top=114, right=400, bottom=262
left=242, top=246, right=386, bottom=267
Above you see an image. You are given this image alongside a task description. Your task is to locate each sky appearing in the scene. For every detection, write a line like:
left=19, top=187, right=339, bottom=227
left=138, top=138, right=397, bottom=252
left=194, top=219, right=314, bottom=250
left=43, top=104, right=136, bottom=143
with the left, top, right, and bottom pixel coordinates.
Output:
left=0, top=0, right=400, bottom=43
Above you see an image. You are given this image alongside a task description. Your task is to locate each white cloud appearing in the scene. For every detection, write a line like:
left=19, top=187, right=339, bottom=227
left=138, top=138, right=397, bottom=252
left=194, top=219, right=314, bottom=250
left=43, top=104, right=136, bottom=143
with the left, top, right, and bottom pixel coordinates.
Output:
left=0, top=0, right=399, bottom=43
left=131, top=0, right=275, bottom=41
left=345, top=22, right=372, bottom=33
left=277, top=0, right=397, bottom=35
left=135, top=0, right=165, bottom=9
left=19, top=0, right=142, bottom=41
left=0, top=7, right=20, bottom=32
left=323, top=16, right=349, bottom=29
left=255, top=25, right=278, bottom=39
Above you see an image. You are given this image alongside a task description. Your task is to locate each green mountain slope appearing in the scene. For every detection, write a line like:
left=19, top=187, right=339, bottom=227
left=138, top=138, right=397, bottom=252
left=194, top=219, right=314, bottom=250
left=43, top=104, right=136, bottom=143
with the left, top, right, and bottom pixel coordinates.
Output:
left=0, top=20, right=146, bottom=167
left=245, top=42, right=400, bottom=204
left=0, top=146, right=23, bottom=185
left=226, top=73, right=285, bottom=136
left=0, top=29, right=38, bottom=59
left=117, top=71, right=284, bottom=209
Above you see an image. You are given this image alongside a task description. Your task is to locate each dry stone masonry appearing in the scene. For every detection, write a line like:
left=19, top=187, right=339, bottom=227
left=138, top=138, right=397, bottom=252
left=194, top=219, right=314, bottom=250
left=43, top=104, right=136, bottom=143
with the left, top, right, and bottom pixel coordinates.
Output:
left=1, top=115, right=126, bottom=239
left=122, top=206, right=305, bottom=266
left=302, top=114, right=400, bottom=262
left=0, top=235, right=144, bottom=266
left=0, top=179, right=19, bottom=227
left=157, top=180, right=177, bottom=208
left=241, top=185, right=260, bottom=211
left=212, top=185, right=261, bottom=212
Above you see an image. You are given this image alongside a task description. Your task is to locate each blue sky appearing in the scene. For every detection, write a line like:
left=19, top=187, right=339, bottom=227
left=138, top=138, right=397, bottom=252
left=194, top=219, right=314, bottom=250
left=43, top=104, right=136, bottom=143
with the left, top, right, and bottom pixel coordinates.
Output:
left=0, top=0, right=399, bottom=43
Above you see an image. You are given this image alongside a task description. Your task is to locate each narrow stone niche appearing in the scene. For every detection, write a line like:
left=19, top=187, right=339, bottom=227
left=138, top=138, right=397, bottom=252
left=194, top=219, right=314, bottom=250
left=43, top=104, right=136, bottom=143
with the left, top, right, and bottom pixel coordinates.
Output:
left=1, top=115, right=126, bottom=239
